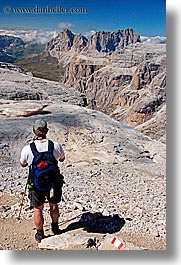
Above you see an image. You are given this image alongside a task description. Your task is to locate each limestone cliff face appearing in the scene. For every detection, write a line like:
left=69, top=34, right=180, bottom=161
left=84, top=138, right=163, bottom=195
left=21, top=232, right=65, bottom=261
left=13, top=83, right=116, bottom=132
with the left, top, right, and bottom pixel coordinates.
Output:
left=45, top=29, right=166, bottom=142
left=85, top=29, right=140, bottom=53
left=63, top=43, right=166, bottom=142
left=62, top=28, right=140, bottom=89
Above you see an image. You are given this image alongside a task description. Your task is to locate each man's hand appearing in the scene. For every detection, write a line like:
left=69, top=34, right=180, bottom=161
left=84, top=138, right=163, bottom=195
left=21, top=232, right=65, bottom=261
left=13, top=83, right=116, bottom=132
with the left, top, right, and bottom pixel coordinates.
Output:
left=59, top=157, right=65, bottom=162
left=20, top=162, right=28, bottom=167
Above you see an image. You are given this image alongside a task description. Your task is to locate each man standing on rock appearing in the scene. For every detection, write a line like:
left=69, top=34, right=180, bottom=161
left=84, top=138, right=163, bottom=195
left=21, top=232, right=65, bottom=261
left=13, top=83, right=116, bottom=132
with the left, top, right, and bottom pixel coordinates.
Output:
left=20, top=119, right=65, bottom=243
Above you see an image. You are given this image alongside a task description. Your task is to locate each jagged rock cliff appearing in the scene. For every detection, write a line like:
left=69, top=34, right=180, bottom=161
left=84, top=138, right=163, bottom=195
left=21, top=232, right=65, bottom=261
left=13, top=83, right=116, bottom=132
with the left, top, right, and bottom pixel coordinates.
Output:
left=84, top=29, right=140, bottom=53
left=63, top=43, right=166, bottom=142
left=45, top=28, right=140, bottom=65
left=45, top=29, right=166, bottom=142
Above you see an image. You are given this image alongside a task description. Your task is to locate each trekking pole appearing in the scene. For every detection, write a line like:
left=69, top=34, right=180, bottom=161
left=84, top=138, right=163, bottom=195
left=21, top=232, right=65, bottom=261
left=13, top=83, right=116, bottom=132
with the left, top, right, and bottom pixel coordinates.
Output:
left=17, top=179, right=28, bottom=221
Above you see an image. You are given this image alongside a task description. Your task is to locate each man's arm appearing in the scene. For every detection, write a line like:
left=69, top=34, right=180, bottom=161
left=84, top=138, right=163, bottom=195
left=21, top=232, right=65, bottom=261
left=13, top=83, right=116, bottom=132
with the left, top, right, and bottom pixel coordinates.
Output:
left=20, top=146, right=29, bottom=167
left=53, top=142, right=65, bottom=163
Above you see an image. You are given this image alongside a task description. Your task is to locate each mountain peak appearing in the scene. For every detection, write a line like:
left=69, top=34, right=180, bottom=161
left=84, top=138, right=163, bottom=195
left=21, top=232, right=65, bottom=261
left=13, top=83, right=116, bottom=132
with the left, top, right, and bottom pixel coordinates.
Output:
left=46, top=28, right=141, bottom=56
left=46, top=29, right=88, bottom=55
left=57, top=28, right=75, bottom=38
left=86, top=28, right=140, bottom=52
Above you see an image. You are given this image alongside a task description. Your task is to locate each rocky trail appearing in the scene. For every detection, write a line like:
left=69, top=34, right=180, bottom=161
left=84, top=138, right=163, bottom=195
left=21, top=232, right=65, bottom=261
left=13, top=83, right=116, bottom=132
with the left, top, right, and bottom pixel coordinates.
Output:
left=0, top=159, right=166, bottom=250
left=0, top=104, right=166, bottom=250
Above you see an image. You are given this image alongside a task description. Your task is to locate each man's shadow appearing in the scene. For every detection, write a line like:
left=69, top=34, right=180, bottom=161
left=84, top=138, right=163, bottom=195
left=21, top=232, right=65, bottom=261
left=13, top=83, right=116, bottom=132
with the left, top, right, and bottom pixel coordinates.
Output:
left=60, top=211, right=125, bottom=234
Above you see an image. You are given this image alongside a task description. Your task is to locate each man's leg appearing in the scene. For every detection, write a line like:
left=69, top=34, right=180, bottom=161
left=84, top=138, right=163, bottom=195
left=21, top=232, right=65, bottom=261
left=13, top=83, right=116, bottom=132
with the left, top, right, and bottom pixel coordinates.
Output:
left=49, top=202, right=59, bottom=222
left=49, top=202, right=61, bottom=234
left=34, top=205, right=44, bottom=242
left=34, top=205, right=44, bottom=230
left=28, top=190, right=46, bottom=242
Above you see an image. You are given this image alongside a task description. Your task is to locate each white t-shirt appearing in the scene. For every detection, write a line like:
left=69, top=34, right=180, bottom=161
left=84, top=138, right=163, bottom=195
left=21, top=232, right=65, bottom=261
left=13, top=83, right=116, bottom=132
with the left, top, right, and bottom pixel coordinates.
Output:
left=20, top=139, right=65, bottom=166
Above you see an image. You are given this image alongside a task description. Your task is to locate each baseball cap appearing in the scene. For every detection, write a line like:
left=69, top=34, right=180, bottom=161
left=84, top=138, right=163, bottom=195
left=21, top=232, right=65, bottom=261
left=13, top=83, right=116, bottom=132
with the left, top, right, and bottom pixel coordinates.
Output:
left=33, top=119, right=48, bottom=131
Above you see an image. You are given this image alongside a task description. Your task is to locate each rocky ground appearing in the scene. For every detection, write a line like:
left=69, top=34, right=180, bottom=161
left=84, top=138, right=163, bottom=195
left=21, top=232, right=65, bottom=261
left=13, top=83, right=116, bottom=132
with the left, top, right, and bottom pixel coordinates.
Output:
left=0, top=158, right=166, bottom=250
left=0, top=105, right=166, bottom=250
left=0, top=64, right=166, bottom=251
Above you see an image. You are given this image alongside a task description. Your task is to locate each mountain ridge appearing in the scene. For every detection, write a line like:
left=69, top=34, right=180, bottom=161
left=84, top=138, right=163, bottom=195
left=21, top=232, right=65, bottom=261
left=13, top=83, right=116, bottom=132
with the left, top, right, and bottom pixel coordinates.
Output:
left=0, top=28, right=166, bottom=142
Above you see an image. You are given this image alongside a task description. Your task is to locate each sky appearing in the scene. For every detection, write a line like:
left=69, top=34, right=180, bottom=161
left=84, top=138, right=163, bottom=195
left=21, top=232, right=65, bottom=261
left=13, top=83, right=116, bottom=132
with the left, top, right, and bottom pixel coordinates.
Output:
left=0, top=0, right=166, bottom=38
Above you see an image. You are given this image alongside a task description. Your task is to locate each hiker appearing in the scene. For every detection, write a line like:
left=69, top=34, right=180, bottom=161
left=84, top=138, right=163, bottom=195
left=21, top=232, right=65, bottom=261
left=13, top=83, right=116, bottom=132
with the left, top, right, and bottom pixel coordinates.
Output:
left=20, top=119, right=65, bottom=243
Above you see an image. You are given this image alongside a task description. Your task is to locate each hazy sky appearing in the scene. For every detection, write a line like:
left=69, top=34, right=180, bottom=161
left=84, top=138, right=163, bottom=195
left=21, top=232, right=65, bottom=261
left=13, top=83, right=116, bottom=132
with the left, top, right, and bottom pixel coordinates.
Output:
left=0, top=0, right=166, bottom=36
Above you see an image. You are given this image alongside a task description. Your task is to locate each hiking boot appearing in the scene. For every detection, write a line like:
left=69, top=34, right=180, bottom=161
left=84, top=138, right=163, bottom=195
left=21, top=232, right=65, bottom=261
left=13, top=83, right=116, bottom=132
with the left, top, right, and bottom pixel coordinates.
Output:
left=51, top=222, right=62, bottom=235
left=35, top=229, right=44, bottom=243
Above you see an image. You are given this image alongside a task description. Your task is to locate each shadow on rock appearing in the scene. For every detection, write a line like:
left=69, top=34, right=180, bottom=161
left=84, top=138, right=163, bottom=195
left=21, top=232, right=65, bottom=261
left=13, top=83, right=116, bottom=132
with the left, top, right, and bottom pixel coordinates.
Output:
left=62, top=212, right=125, bottom=234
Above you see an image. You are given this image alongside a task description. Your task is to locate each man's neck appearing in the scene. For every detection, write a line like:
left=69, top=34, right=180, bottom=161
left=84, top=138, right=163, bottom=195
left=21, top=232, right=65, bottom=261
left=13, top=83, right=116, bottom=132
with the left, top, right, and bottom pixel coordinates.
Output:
left=33, top=136, right=46, bottom=140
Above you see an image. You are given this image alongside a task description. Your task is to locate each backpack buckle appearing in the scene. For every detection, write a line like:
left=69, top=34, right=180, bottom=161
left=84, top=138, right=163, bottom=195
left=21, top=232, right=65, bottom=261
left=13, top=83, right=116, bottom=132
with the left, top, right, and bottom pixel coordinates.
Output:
left=37, top=161, right=48, bottom=168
